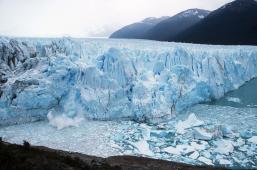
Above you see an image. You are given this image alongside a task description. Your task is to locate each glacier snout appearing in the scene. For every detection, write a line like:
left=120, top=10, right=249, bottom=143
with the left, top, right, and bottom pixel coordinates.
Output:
left=0, top=37, right=257, bottom=125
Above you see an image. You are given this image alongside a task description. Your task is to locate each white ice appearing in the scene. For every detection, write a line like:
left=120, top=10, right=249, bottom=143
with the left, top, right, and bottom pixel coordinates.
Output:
left=176, top=113, right=204, bottom=134
left=226, top=97, right=241, bottom=103
left=248, top=136, right=257, bottom=144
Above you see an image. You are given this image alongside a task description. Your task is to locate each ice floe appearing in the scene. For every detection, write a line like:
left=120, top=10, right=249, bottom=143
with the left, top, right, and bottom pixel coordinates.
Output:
left=176, top=113, right=204, bottom=134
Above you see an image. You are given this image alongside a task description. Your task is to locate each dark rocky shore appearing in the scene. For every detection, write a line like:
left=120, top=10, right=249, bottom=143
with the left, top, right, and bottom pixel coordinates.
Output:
left=0, top=140, right=228, bottom=170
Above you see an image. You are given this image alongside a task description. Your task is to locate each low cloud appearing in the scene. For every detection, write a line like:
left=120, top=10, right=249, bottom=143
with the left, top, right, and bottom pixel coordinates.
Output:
left=0, top=0, right=233, bottom=37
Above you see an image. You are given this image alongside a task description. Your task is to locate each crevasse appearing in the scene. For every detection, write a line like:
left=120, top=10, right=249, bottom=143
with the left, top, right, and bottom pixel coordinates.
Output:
left=1, top=37, right=257, bottom=125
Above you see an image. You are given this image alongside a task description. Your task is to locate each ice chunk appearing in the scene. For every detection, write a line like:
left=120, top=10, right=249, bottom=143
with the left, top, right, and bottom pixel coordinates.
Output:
left=189, top=151, right=200, bottom=160
left=163, top=144, right=195, bottom=155
left=218, top=159, right=232, bottom=165
left=176, top=113, right=204, bottom=134
left=130, top=124, right=154, bottom=156
left=238, top=145, right=248, bottom=152
left=201, top=151, right=211, bottom=159
left=221, top=126, right=234, bottom=138
left=163, top=146, right=181, bottom=155
left=248, top=136, right=257, bottom=144
left=132, top=140, right=153, bottom=156
left=233, top=138, right=245, bottom=147
left=193, top=128, right=213, bottom=141
left=213, top=140, right=234, bottom=155
left=190, top=141, right=207, bottom=150
left=240, top=130, right=253, bottom=139
left=198, top=156, right=213, bottom=165
left=226, top=97, right=241, bottom=103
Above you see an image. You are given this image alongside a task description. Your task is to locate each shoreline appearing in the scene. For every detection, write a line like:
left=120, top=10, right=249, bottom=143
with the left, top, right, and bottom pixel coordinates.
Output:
left=0, top=140, right=228, bottom=170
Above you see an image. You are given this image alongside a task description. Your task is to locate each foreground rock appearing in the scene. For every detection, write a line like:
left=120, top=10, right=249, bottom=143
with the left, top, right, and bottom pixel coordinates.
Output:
left=0, top=141, right=227, bottom=170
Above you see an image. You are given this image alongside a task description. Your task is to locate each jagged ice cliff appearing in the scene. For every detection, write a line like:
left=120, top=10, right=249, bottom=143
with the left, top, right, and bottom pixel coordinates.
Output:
left=1, top=37, right=257, bottom=125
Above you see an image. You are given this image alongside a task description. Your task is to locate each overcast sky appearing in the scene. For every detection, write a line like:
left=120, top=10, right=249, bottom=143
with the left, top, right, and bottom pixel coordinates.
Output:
left=0, top=0, right=233, bottom=37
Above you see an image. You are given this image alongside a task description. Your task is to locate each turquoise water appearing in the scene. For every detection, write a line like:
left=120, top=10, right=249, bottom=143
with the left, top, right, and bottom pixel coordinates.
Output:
left=210, top=78, right=257, bottom=108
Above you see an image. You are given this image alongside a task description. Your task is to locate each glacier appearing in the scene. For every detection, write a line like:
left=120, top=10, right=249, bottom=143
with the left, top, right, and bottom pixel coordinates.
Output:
left=1, top=37, right=257, bottom=125
left=1, top=37, right=257, bottom=169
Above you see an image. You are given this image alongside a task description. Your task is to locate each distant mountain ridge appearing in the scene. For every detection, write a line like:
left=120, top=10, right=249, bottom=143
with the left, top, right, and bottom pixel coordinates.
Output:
left=145, top=9, right=210, bottom=41
left=109, top=16, right=169, bottom=39
left=110, top=9, right=209, bottom=40
left=174, top=0, right=257, bottom=45
left=110, top=0, right=257, bottom=45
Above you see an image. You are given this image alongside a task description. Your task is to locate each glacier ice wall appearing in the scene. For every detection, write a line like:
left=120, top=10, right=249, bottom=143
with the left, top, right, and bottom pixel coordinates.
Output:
left=1, top=37, right=257, bottom=125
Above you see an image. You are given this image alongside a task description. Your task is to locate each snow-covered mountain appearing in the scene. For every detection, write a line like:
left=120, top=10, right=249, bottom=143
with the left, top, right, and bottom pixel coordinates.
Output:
left=179, top=9, right=208, bottom=18
left=144, top=9, right=210, bottom=41
left=174, top=0, right=257, bottom=45
left=1, top=37, right=257, bottom=126
left=110, top=9, right=209, bottom=40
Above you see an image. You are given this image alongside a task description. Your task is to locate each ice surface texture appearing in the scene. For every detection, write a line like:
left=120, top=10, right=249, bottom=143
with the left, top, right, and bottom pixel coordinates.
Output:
left=1, top=37, right=257, bottom=125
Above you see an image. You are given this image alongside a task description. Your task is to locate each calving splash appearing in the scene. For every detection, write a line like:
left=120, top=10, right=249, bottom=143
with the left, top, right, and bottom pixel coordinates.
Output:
left=47, top=111, right=84, bottom=130
left=1, top=37, right=257, bottom=125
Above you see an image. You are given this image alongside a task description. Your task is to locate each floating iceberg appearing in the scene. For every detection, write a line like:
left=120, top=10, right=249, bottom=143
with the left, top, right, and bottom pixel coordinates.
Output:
left=1, top=37, right=257, bottom=125
left=248, top=136, right=257, bottom=144
left=175, top=113, right=204, bottom=134
left=226, top=97, right=241, bottom=103
left=213, top=140, right=234, bottom=155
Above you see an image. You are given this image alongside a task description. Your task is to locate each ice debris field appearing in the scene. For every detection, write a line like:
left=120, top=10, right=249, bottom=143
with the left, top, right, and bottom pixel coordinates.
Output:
left=0, top=37, right=257, bottom=169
